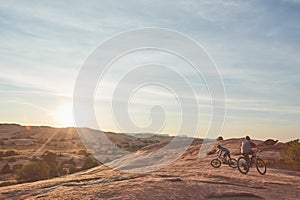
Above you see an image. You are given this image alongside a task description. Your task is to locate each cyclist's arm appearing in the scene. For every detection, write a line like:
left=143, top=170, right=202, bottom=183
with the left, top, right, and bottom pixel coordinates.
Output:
left=250, top=141, right=257, bottom=148
left=218, top=150, right=223, bottom=156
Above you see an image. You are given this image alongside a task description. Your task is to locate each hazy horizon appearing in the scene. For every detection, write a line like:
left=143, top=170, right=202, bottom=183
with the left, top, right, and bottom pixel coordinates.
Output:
left=0, top=122, right=297, bottom=143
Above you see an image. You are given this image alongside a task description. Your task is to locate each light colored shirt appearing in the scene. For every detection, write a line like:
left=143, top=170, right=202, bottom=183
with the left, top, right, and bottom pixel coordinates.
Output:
left=241, top=140, right=251, bottom=154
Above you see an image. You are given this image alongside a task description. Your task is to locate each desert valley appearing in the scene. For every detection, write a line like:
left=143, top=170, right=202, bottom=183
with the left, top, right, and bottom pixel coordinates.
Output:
left=0, top=124, right=299, bottom=199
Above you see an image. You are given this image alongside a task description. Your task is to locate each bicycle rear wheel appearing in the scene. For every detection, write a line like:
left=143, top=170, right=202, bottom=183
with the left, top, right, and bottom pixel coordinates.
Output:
left=237, top=157, right=249, bottom=174
left=256, top=158, right=267, bottom=175
left=211, top=158, right=221, bottom=168
left=228, top=158, right=238, bottom=168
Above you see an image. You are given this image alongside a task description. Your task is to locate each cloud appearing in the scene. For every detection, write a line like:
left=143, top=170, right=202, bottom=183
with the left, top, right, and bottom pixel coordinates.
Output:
left=0, top=0, right=299, bottom=140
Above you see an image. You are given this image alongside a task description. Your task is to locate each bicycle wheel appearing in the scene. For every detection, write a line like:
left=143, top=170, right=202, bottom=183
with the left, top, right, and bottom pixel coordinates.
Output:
left=228, top=158, right=238, bottom=168
left=256, top=158, right=267, bottom=175
left=237, top=157, right=249, bottom=174
left=211, top=158, right=221, bottom=168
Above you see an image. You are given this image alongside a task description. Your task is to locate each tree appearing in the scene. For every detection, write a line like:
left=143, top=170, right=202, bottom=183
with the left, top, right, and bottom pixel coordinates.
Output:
left=280, top=139, right=300, bottom=168
left=1, top=163, right=12, bottom=174
left=12, top=163, right=23, bottom=174
left=41, top=151, right=58, bottom=177
left=18, top=161, right=50, bottom=182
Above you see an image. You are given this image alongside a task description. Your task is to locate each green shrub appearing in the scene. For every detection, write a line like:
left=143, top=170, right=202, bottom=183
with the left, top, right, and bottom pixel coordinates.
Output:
left=280, top=139, right=300, bottom=168
left=0, top=181, right=14, bottom=187
left=18, top=161, right=50, bottom=182
left=8, top=157, right=16, bottom=162
left=42, top=151, right=57, bottom=168
left=6, top=150, right=18, bottom=156
left=12, top=163, right=23, bottom=174
left=41, top=151, right=58, bottom=177
left=0, top=150, right=18, bottom=157
left=57, top=166, right=66, bottom=175
left=69, top=165, right=79, bottom=174
left=82, top=157, right=99, bottom=170
left=1, top=163, right=12, bottom=174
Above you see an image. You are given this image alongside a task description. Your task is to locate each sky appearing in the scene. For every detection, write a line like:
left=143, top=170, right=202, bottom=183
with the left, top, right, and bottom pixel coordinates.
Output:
left=0, top=0, right=299, bottom=141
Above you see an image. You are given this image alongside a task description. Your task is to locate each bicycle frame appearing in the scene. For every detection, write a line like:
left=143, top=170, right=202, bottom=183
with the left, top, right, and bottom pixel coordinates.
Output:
left=249, top=151, right=262, bottom=167
left=243, top=150, right=260, bottom=166
left=217, top=154, right=229, bottom=163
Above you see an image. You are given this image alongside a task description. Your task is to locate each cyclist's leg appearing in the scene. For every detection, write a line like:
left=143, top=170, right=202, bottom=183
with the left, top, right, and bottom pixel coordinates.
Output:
left=243, top=153, right=250, bottom=165
left=222, top=152, right=228, bottom=163
left=223, top=152, right=229, bottom=161
left=249, top=150, right=255, bottom=166
left=220, top=152, right=225, bottom=163
left=227, top=152, right=231, bottom=159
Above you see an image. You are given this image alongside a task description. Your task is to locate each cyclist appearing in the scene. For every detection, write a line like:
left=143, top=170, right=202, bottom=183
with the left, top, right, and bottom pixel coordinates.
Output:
left=216, top=144, right=231, bottom=163
left=241, top=136, right=257, bottom=166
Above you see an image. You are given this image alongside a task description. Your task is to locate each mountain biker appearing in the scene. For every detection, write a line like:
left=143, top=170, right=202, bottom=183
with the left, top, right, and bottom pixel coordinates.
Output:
left=217, top=144, right=231, bottom=163
left=241, top=136, right=258, bottom=165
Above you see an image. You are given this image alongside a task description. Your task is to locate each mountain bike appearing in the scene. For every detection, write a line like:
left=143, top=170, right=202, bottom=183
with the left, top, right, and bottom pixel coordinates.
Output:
left=237, top=150, right=266, bottom=175
left=211, top=154, right=238, bottom=168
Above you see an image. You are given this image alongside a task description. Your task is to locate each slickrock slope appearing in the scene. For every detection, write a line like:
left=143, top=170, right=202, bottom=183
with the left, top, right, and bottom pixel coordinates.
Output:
left=1, top=139, right=299, bottom=200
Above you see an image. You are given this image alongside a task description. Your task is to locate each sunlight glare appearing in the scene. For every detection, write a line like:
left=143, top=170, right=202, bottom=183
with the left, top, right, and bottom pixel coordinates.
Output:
left=53, top=103, right=74, bottom=127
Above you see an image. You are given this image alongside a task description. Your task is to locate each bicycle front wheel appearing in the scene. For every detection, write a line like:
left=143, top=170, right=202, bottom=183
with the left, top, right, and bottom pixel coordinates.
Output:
left=211, top=158, right=221, bottom=168
left=237, top=157, right=249, bottom=174
left=256, top=158, right=266, bottom=175
left=228, top=158, right=238, bottom=168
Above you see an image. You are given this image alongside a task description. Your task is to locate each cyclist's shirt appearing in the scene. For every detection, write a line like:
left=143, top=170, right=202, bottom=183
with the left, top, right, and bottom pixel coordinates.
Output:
left=218, top=146, right=229, bottom=157
left=241, top=140, right=251, bottom=154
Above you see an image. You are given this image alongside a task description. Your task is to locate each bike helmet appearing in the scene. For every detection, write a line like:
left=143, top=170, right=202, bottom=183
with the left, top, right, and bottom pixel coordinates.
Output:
left=246, top=136, right=250, bottom=140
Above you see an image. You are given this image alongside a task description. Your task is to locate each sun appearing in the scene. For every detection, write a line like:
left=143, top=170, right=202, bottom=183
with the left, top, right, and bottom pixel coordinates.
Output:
left=53, top=103, right=74, bottom=127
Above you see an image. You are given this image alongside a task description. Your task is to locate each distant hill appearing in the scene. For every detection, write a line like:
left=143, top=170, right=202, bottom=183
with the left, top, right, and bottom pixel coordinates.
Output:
left=125, top=132, right=170, bottom=138
left=0, top=124, right=173, bottom=185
